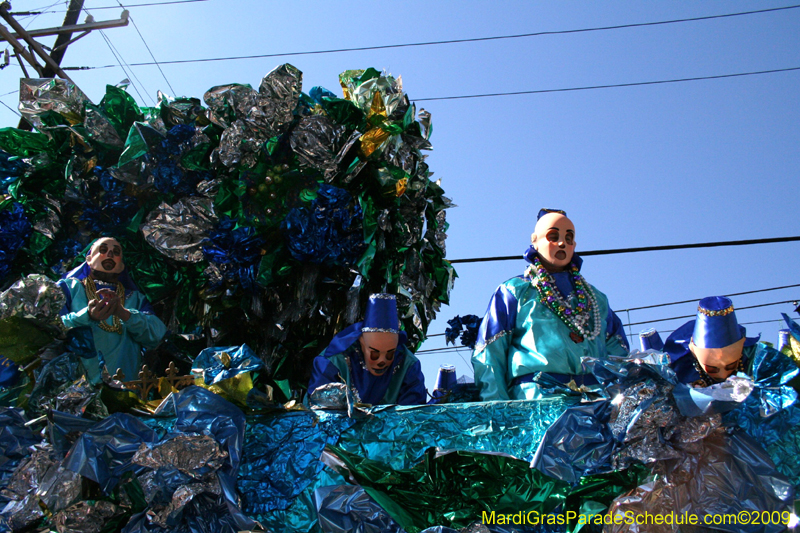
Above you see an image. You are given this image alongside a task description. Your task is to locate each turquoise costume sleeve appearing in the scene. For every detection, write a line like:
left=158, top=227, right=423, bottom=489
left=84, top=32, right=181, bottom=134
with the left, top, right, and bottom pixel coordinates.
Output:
left=472, top=276, right=623, bottom=401
left=472, top=283, right=517, bottom=401
left=124, top=307, right=167, bottom=350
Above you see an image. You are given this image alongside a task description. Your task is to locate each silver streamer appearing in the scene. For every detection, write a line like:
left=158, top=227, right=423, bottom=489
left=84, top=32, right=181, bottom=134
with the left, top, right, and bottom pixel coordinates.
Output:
left=52, top=501, right=120, bottom=533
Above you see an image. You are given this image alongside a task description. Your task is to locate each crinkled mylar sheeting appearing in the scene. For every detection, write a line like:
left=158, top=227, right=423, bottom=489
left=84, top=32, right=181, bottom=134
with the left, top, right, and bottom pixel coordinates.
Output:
left=19, top=78, right=88, bottom=129
left=0, top=273, right=66, bottom=326
left=142, top=197, right=217, bottom=262
left=132, top=434, right=228, bottom=477
left=52, top=500, right=121, bottom=533
left=290, top=115, right=345, bottom=172
left=308, top=382, right=348, bottom=410
left=606, top=433, right=793, bottom=533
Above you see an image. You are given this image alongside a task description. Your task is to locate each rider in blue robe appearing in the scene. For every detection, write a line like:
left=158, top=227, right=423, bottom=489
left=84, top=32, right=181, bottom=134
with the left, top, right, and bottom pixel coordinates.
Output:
left=308, top=293, right=426, bottom=406
left=663, top=296, right=760, bottom=387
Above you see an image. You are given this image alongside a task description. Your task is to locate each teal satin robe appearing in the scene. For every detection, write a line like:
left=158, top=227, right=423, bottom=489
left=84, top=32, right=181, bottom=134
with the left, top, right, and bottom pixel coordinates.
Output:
left=472, top=275, right=629, bottom=400
left=60, top=278, right=167, bottom=382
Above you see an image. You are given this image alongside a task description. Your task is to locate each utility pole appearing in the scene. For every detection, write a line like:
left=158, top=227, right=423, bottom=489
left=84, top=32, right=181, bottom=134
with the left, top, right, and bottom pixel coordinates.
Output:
left=42, top=0, right=84, bottom=78
left=0, top=0, right=128, bottom=130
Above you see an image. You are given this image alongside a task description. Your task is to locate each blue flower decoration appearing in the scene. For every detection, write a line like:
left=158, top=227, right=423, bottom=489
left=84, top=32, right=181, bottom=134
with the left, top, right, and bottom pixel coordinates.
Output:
left=281, top=184, right=365, bottom=266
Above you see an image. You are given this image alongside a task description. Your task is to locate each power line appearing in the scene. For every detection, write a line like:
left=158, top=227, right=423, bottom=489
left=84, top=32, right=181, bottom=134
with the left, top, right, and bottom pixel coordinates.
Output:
left=623, top=299, right=798, bottom=328
left=625, top=318, right=790, bottom=339
left=54, top=0, right=210, bottom=10
left=116, top=2, right=176, bottom=95
left=0, top=98, right=21, bottom=116
left=415, top=66, right=800, bottom=102
left=68, top=4, right=800, bottom=68
left=95, top=27, right=152, bottom=106
left=617, top=283, right=800, bottom=313
left=449, top=235, right=800, bottom=264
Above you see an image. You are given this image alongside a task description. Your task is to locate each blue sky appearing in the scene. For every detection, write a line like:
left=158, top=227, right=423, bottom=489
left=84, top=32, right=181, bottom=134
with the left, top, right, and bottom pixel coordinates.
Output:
left=2, top=1, right=799, bottom=391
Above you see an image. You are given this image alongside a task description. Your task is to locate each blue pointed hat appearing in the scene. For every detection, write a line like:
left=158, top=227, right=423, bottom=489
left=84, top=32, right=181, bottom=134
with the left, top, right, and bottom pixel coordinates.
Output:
left=664, top=296, right=760, bottom=363
left=639, top=328, right=664, bottom=351
left=323, top=293, right=405, bottom=357
left=361, top=293, right=400, bottom=334
left=692, top=296, right=743, bottom=349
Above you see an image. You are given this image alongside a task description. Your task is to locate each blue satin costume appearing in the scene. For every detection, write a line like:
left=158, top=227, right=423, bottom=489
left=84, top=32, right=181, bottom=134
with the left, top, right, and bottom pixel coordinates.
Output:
left=664, top=319, right=759, bottom=385
left=308, top=323, right=427, bottom=406
left=472, top=248, right=629, bottom=400
left=59, top=263, right=167, bottom=383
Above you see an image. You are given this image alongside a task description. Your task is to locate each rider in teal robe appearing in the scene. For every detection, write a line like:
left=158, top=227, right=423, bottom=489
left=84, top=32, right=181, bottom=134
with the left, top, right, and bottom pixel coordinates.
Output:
left=472, top=210, right=629, bottom=401
left=59, top=238, right=167, bottom=383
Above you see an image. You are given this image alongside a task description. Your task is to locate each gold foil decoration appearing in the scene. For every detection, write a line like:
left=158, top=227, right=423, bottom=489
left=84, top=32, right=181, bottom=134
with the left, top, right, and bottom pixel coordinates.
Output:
left=359, top=127, right=391, bottom=158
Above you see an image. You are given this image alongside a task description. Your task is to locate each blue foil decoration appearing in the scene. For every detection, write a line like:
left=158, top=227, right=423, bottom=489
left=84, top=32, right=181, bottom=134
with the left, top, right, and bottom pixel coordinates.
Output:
left=0, top=202, right=31, bottom=283
left=202, top=217, right=266, bottom=291
left=444, top=314, right=481, bottom=349
left=62, top=412, right=161, bottom=493
left=239, top=410, right=355, bottom=518
left=192, top=344, right=264, bottom=385
left=281, top=184, right=365, bottom=266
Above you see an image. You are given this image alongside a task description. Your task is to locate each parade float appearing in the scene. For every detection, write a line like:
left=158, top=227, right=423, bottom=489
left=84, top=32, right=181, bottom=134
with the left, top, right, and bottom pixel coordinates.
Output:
left=1, top=65, right=800, bottom=533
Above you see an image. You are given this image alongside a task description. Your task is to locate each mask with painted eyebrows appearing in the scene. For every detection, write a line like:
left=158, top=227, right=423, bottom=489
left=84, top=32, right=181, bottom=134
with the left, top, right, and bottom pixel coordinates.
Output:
left=87, top=237, right=125, bottom=274
left=531, top=213, right=575, bottom=272
left=358, top=331, right=399, bottom=377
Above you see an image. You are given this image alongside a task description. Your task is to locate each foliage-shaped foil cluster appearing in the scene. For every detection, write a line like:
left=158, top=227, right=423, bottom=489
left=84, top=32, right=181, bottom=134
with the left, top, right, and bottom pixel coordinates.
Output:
left=0, top=65, right=455, bottom=392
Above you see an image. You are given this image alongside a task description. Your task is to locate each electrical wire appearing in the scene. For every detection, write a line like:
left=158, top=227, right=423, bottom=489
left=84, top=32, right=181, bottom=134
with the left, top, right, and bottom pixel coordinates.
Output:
left=116, top=1, right=176, bottom=95
left=95, top=27, right=153, bottom=105
left=616, top=283, right=800, bottom=313
left=415, top=66, right=800, bottom=102
left=73, top=4, right=800, bottom=68
left=450, top=235, right=800, bottom=264
left=625, top=318, right=790, bottom=339
left=623, top=299, right=798, bottom=328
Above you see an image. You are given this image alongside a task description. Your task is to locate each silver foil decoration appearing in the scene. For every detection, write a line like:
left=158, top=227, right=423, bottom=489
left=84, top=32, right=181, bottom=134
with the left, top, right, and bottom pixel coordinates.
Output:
left=258, top=63, right=303, bottom=132
left=196, top=178, right=221, bottom=198
left=290, top=114, right=345, bottom=172
left=54, top=376, right=108, bottom=418
left=608, top=379, right=723, bottom=469
left=19, top=78, right=88, bottom=130
left=132, top=434, right=228, bottom=477
left=0, top=493, right=45, bottom=531
left=84, top=104, right=124, bottom=148
left=141, top=197, right=217, bottom=262
left=2, top=447, right=57, bottom=502
left=35, top=463, right=83, bottom=513
left=150, top=478, right=221, bottom=528
left=31, top=195, right=63, bottom=241
left=0, top=273, right=66, bottom=328
left=52, top=501, right=120, bottom=533
left=205, top=65, right=302, bottom=169
left=308, top=382, right=348, bottom=410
